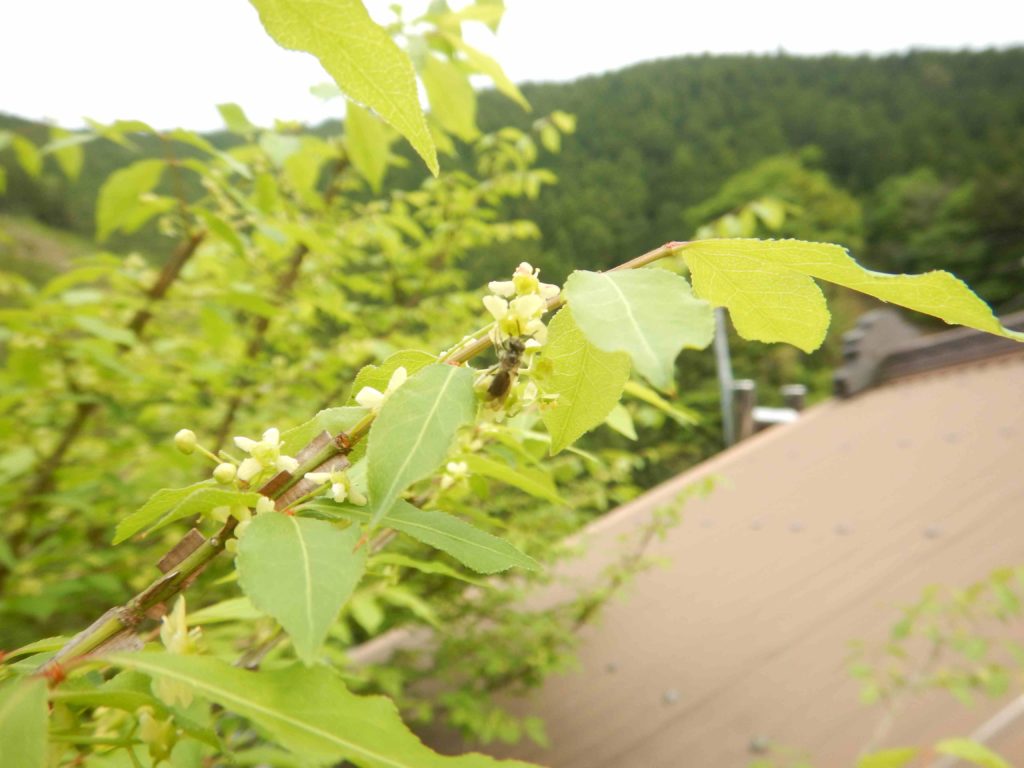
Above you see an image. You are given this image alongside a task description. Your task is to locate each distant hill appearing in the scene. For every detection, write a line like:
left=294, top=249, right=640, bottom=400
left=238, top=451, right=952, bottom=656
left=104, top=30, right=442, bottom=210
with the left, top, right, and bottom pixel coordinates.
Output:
left=0, top=213, right=93, bottom=285
left=2, top=48, right=1023, bottom=304
left=471, top=49, right=1024, bottom=291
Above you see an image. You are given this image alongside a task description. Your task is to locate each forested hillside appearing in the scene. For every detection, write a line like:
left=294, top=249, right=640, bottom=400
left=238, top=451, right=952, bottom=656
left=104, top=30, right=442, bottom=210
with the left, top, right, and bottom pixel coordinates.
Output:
left=3, top=48, right=1023, bottom=305
left=473, top=49, right=1024, bottom=305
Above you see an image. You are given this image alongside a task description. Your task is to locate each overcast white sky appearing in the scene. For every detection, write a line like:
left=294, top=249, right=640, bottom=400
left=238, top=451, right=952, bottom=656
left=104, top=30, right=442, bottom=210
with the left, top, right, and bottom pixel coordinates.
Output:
left=1, top=1, right=1021, bottom=131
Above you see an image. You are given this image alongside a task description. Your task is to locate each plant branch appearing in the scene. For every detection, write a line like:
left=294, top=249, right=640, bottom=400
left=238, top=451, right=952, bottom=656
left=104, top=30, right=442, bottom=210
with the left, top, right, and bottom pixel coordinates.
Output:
left=127, top=229, right=207, bottom=337
left=35, top=240, right=689, bottom=676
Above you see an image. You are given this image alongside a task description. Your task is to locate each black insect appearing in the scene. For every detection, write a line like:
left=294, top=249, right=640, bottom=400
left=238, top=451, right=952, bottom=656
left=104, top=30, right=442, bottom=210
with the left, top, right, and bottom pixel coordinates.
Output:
left=487, top=336, right=528, bottom=405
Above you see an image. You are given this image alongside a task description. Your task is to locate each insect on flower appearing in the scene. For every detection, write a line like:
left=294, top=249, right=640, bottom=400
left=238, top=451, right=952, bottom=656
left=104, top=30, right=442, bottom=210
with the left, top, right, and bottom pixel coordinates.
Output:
left=486, top=335, right=528, bottom=406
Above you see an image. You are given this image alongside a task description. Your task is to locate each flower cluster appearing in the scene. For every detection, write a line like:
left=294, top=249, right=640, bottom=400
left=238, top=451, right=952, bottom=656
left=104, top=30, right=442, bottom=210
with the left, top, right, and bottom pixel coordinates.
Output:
left=355, top=366, right=408, bottom=413
left=233, top=428, right=299, bottom=483
left=483, top=262, right=559, bottom=344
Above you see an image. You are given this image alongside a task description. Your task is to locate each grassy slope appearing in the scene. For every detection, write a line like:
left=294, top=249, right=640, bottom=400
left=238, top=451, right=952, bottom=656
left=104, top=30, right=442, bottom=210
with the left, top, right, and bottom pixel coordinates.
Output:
left=0, top=213, right=93, bottom=284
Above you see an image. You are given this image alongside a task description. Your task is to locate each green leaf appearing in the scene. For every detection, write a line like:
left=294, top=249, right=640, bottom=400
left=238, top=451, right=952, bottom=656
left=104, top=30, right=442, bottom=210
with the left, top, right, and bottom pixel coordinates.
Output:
left=114, top=482, right=259, bottom=544
left=237, top=514, right=366, bottom=665
left=46, top=126, right=85, bottom=181
left=85, top=118, right=155, bottom=149
left=187, top=597, right=264, bottom=624
left=564, top=268, right=714, bottom=390
left=539, top=307, right=632, bottom=453
left=347, top=350, right=437, bottom=407
left=550, top=110, right=577, bottom=134
left=260, top=132, right=303, bottom=168
left=308, top=500, right=538, bottom=574
left=108, top=653, right=542, bottom=767
left=0, top=446, right=36, bottom=483
left=448, top=37, right=529, bottom=111
left=167, top=128, right=219, bottom=156
left=681, top=239, right=1024, bottom=352
left=346, top=102, right=394, bottom=193
left=10, top=135, right=41, bottom=178
left=0, top=677, right=47, bottom=768
left=935, top=739, right=1010, bottom=768
left=5, top=636, right=68, bottom=660
left=369, top=553, right=486, bottom=586
left=311, top=82, right=343, bottom=100
left=40, top=263, right=117, bottom=298
left=50, top=673, right=161, bottom=713
left=217, top=103, right=256, bottom=134
left=349, top=591, right=385, bottom=634
left=421, top=55, right=479, bottom=142
left=622, top=380, right=698, bottom=425
left=281, top=406, right=369, bottom=451
left=197, top=210, right=246, bottom=257
left=95, top=159, right=165, bottom=241
left=249, top=0, right=438, bottom=175
left=366, top=364, right=476, bottom=527
left=856, top=748, right=919, bottom=768
left=379, top=585, right=442, bottom=627
left=73, top=315, right=136, bottom=346
left=605, top=404, right=638, bottom=440
left=461, top=454, right=565, bottom=505
left=284, top=137, right=333, bottom=200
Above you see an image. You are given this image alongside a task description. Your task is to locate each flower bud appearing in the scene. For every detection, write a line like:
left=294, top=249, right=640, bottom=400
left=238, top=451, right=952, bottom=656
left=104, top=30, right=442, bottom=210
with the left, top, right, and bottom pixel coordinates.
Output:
left=213, top=463, right=237, bottom=484
left=174, top=429, right=197, bottom=455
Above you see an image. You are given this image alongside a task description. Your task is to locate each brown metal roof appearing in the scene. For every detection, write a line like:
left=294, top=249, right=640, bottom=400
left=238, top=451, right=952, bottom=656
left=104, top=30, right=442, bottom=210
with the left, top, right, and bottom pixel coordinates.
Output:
left=422, top=347, right=1024, bottom=767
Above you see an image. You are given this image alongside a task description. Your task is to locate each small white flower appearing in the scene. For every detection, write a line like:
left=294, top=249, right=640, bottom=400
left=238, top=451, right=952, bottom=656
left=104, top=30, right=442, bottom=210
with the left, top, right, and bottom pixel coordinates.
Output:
left=440, top=460, right=470, bottom=491
left=160, top=597, right=200, bottom=656
left=255, top=496, right=276, bottom=515
left=304, top=469, right=367, bottom=505
left=354, top=366, right=408, bottom=413
left=446, top=461, right=469, bottom=476
left=483, top=262, right=559, bottom=350
left=233, top=427, right=298, bottom=483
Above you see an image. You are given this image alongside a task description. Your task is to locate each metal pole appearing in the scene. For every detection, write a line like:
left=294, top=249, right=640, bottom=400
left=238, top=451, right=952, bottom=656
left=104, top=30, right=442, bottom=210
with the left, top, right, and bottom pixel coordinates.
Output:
left=714, top=308, right=736, bottom=446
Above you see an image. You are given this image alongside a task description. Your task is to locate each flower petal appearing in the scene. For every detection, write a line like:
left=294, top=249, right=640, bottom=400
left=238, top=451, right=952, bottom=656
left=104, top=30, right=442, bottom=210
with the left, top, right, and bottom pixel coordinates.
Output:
left=386, top=366, right=408, bottom=394
left=234, top=436, right=257, bottom=452
left=488, top=280, right=516, bottom=297
left=355, top=386, right=385, bottom=410
left=237, top=457, right=263, bottom=482
left=482, top=294, right=509, bottom=321
left=276, top=455, right=299, bottom=473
